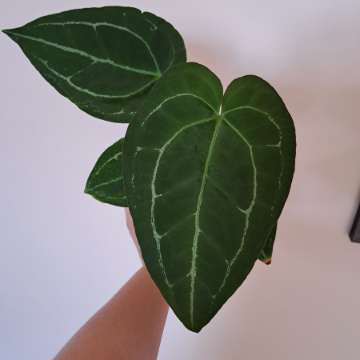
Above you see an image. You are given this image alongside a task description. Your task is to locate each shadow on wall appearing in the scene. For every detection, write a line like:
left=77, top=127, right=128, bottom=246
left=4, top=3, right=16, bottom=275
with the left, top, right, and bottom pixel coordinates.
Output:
left=348, top=189, right=360, bottom=238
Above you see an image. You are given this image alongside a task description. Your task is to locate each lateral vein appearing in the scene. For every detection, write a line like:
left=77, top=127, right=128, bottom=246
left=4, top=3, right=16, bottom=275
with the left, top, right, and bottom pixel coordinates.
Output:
left=141, top=93, right=217, bottom=128
left=35, top=57, right=156, bottom=99
left=86, top=175, right=123, bottom=192
left=34, top=21, right=161, bottom=74
left=213, top=117, right=257, bottom=299
left=93, top=151, right=122, bottom=176
left=149, top=116, right=217, bottom=292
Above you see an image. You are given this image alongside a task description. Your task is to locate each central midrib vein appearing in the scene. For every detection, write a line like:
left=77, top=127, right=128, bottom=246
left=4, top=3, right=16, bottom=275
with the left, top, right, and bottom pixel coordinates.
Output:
left=189, top=114, right=223, bottom=328
left=8, top=30, right=160, bottom=77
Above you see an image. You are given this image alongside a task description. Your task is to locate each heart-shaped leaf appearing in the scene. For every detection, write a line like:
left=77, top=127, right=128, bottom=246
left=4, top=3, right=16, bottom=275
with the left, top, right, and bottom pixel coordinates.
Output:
left=123, top=63, right=296, bottom=332
left=85, top=138, right=127, bottom=206
left=3, top=6, right=186, bottom=122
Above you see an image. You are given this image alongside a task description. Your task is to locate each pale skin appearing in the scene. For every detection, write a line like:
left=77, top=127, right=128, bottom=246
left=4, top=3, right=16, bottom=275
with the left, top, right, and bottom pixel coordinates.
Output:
left=54, top=209, right=169, bottom=360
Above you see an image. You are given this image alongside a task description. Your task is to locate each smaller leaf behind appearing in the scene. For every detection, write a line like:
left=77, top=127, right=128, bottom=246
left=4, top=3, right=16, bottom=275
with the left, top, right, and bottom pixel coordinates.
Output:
left=85, top=138, right=127, bottom=206
left=3, top=6, right=186, bottom=122
left=258, top=224, right=277, bottom=265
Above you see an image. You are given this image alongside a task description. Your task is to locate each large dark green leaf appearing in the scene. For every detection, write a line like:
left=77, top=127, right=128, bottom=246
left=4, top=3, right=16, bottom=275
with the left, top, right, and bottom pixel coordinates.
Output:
left=85, top=138, right=279, bottom=263
left=85, top=138, right=127, bottom=206
left=86, top=144, right=278, bottom=264
left=3, top=6, right=186, bottom=122
left=123, top=63, right=296, bottom=332
left=86, top=140, right=279, bottom=264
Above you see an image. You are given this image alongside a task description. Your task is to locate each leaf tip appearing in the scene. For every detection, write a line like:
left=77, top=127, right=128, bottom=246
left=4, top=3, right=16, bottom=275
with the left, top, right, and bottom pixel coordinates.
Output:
left=2, top=28, right=18, bottom=41
left=2, top=28, right=11, bottom=36
left=264, top=258, right=272, bottom=265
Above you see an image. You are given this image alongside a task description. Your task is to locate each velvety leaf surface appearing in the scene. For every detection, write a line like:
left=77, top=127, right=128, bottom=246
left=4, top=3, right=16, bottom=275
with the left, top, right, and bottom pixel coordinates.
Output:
left=85, top=138, right=127, bottom=206
left=123, top=63, right=296, bottom=332
left=85, top=140, right=278, bottom=264
left=3, top=6, right=186, bottom=122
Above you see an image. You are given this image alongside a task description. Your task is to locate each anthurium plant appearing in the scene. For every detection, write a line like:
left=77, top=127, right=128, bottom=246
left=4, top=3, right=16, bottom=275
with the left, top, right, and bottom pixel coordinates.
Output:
left=4, top=6, right=296, bottom=332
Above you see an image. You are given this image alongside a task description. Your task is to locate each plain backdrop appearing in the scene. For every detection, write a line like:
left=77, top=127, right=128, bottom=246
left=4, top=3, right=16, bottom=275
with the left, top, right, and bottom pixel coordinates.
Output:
left=1, top=1, right=360, bottom=359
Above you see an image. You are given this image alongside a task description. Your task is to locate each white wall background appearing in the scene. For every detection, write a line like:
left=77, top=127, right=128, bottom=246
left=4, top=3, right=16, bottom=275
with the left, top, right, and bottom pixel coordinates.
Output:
left=1, top=1, right=360, bottom=359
